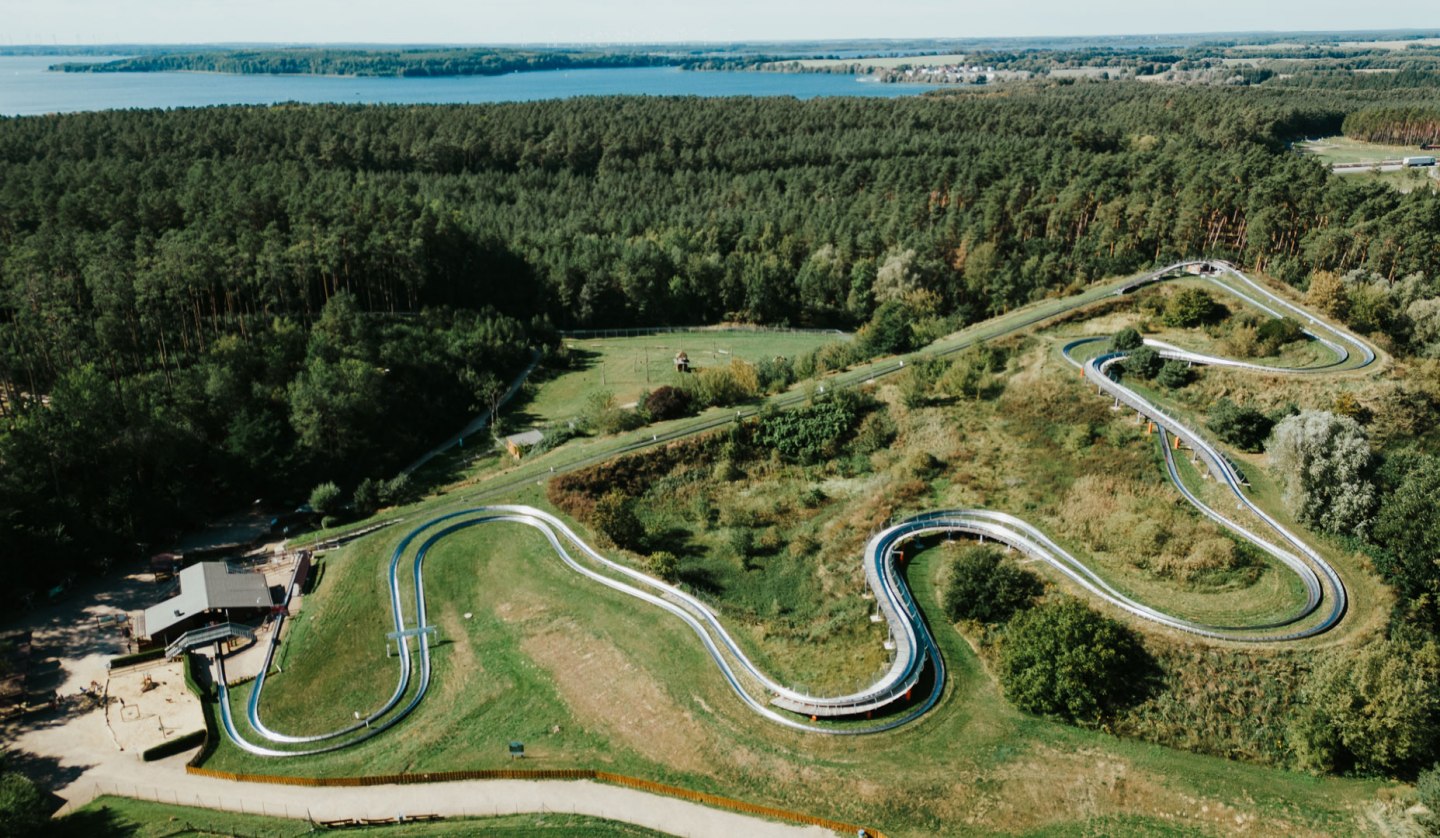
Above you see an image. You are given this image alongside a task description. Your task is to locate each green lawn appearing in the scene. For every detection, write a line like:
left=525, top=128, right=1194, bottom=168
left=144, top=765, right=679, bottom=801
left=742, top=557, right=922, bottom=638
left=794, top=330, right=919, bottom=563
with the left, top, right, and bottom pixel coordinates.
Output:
left=1297, top=135, right=1430, bottom=165
left=62, top=796, right=668, bottom=837
left=515, top=330, right=846, bottom=428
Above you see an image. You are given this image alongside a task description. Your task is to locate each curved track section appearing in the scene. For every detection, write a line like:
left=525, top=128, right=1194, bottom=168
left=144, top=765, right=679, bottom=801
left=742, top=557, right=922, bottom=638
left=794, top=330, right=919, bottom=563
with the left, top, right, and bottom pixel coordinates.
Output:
left=217, top=261, right=1375, bottom=753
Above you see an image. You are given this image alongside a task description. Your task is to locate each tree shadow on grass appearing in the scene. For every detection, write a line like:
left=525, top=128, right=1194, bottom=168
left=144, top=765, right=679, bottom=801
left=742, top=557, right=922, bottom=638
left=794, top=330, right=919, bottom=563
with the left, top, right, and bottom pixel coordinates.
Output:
left=53, top=805, right=138, bottom=837
left=676, top=566, right=724, bottom=597
left=643, top=527, right=704, bottom=560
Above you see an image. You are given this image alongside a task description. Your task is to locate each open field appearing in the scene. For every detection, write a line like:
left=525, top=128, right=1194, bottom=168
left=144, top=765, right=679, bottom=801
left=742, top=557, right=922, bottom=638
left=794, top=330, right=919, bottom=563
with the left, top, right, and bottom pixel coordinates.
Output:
left=1296, top=135, right=1429, bottom=166
left=1340, top=167, right=1440, bottom=193
left=1337, top=37, right=1440, bottom=50
left=65, top=796, right=669, bottom=837
left=515, top=330, right=845, bottom=428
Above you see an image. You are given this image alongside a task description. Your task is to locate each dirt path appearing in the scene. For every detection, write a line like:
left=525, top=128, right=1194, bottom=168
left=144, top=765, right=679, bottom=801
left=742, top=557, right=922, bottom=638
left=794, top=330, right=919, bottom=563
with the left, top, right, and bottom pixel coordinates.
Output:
left=70, top=762, right=838, bottom=838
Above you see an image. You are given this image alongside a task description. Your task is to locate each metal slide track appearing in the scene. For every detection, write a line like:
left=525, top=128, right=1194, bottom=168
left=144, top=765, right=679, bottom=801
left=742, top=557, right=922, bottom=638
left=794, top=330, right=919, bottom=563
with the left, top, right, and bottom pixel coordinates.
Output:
left=214, top=261, right=1374, bottom=753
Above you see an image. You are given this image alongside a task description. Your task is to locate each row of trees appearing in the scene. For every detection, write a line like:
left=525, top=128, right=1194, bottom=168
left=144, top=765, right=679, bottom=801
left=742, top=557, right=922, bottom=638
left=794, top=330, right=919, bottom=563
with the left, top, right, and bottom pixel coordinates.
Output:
left=1342, top=106, right=1440, bottom=146
left=54, top=48, right=674, bottom=78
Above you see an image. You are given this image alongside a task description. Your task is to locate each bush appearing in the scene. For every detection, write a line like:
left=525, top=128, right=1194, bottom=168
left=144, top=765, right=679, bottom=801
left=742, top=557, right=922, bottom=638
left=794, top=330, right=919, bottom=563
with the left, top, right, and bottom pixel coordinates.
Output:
left=1111, top=327, right=1143, bottom=352
left=852, top=410, right=898, bottom=455
left=590, top=490, right=645, bottom=552
left=308, top=481, right=343, bottom=515
left=320, top=515, right=340, bottom=530
left=141, top=729, right=206, bottom=761
left=693, top=359, right=760, bottom=407
left=756, top=356, right=796, bottom=393
left=583, top=390, right=647, bottom=436
left=650, top=551, right=679, bottom=582
left=859, top=299, right=917, bottom=355
left=352, top=477, right=381, bottom=516
left=999, top=597, right=1154, bottom=724
left=1288, top=639, right=1440, bottom=776
left=643, top=386, right=692, bottom=422
left=1121, top=346, right=1163, bottom=379
left=1257, top=317, right=1305, bottom=354
left=1206, top=398, right=1273, bottom=452
left=1162, top=287, right=1221, bottom=327
left=0, top=772, right=46, bottom=837
left=380, top=474, right=411, bottom=506
left=1418, top=764, right=1440, bottom=834
left=757, top=398, right=861, bottom=463
left=1268, top=410, right=1376, bottom=539
left=942, top=545, right=1043, bottom=624
left=529, top=424, right=578, bottom=455
left=1155, top=359, right=1192, bottom=388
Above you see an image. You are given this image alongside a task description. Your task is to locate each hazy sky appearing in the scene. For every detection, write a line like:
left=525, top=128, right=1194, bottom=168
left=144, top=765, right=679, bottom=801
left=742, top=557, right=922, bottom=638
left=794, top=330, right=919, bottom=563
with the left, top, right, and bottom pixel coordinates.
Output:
left=2, top=0, right=1437, bottom=45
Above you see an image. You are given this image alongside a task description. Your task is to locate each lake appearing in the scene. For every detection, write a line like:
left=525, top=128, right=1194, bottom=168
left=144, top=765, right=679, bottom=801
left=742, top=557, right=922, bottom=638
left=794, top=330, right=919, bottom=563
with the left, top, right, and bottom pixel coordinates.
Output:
left=0, top=55, right=940, bottom=116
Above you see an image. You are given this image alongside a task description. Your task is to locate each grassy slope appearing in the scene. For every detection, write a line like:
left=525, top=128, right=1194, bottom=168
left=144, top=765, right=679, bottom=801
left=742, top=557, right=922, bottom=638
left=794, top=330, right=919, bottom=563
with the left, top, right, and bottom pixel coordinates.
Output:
left=64, top=795, right=668, bottom=837
left=211, top=519, right=1389, bottom=836
left=517, top=331, right=845, bottom=427
left=214, top=269, right=1414, bottom=836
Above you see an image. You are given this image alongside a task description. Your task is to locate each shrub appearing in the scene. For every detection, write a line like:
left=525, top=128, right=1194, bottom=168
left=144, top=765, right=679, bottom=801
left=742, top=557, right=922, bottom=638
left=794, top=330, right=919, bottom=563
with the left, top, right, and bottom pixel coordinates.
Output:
left=1111, top=327, right=1143, bottom=352
left=1155, top=359, right=1192, bottom=388
left=352, top=477, right=381, bottom=516
left=1206, top=398, right=1273, bottom=452
left=649, top=551, right=679, bottom=583
left=308, top=481, right=342, bottom=515
left=1288, top=639, right=1440, bottom=776
left=529, top=424, right=577, bottom=455
left=380, top=474, right=411, bottom=506
left=1257, top=317, right=1305, bottom=354
left=757, top=399, right=861, bottom=463
left=999, top=597, right=1154, bottom=724
left=1267, top=410, right=1376, bottom=538
left=852, top=409, right=898, bottom=455
left=583, top=390, right=647, bottom=435
left=693, top=359, right=760, bottom=407
left=1121, top=346, right=1163, bottom=379
left=756, top=356, right=796, bottom=393
left=1418, top=764, right=1440, bottom=833
left=859, top=299, right=917, bottom=355
left=942, top=545, right=1043, bottom=624
left=591, top=489, right=645, bottom=552
left=0, top=772, right=46, bottom=837
left=643, top=386, right=692, bottom=422
left=320, top=515, right=340, bottom=530
left=1162, top=287, right=1221, bottom=327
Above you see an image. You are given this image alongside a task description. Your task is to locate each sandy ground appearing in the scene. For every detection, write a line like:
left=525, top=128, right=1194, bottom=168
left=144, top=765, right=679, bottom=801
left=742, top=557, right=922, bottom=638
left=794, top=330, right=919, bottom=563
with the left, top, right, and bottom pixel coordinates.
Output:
left=3, top=559, right=843, bottom=838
